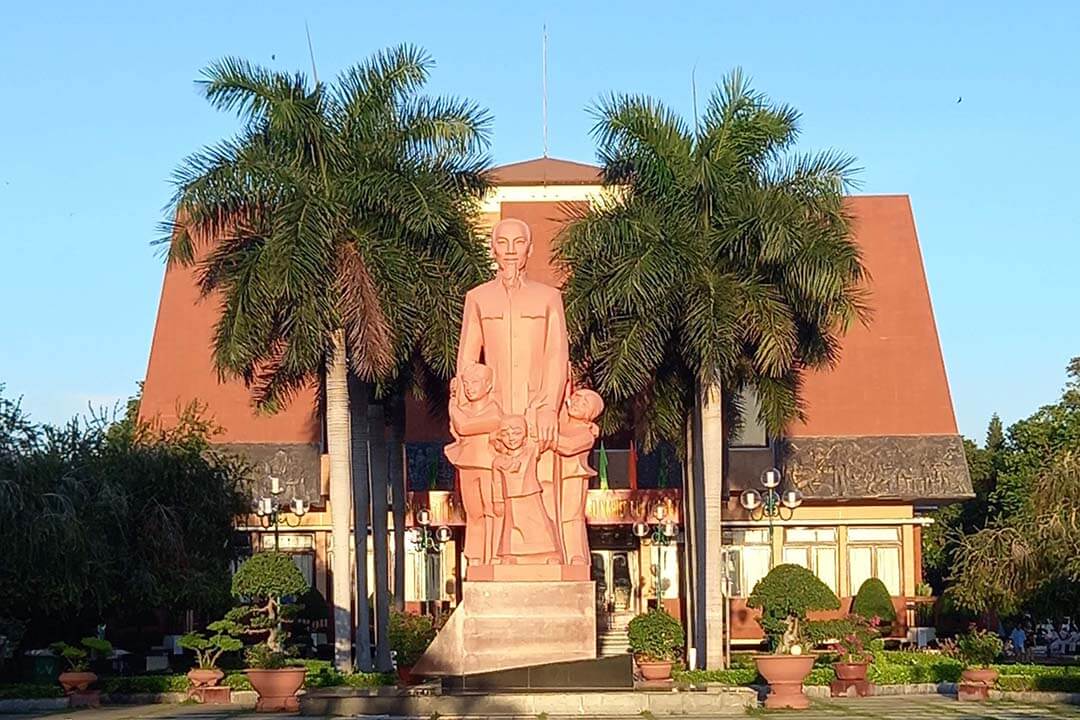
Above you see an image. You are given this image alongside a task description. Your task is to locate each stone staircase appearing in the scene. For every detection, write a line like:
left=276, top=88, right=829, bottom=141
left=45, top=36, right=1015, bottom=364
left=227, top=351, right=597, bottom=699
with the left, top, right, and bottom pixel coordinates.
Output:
left=597, top=610, right=635, bottom=657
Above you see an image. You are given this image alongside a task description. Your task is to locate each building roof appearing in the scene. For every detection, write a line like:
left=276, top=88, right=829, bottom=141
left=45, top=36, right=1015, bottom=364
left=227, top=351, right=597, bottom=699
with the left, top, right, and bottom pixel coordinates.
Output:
left=788, top=195, right=958, bottom=438
left=489, top=157, right=603, bottom=186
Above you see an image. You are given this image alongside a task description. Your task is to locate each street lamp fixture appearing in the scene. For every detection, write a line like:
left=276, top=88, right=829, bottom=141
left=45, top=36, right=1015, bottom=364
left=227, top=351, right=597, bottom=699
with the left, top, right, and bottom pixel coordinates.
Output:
left=254, top=493, right=309, bottom=550
left=413, top=507, right=452, bottom=554
left=739, top=468, right=803, bottom=521
left=633, top=505, right=678, bottom=608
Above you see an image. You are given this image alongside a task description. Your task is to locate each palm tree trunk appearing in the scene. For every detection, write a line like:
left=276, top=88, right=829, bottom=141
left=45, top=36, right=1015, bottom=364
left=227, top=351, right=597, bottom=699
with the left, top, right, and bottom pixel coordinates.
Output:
left=348, top=374, right=374, bottom=672
left=388, top=393, right=407, bottom=612
left=699, top=382, right=726, bottom=668
left=368, top=401, right=393, bottom=672
left=326, top=331, right=353, bottom=671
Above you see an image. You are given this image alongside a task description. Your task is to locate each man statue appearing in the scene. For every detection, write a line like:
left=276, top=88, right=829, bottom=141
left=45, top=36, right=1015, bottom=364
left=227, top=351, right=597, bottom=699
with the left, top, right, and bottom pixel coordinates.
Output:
left=453, top=218, right=571, bottom=565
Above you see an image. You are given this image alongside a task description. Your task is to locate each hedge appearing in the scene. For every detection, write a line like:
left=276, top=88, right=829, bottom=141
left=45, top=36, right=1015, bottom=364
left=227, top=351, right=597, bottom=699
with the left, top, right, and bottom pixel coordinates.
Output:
left=675, top=651, right=1080, bottom=692
left=99, top=675, right=190, bottom=694
left=0, top=683, right=64, bottom=699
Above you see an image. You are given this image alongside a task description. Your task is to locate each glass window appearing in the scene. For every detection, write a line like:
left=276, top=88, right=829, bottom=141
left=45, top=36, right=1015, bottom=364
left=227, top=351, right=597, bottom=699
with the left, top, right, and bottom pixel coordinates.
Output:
left=731, top=387, right=768, bottom=448
left=723, top=528, right=772, bottom=596
left=846, top=527, right=902, bottom=596
left=783, top=527, right=838, bottom=594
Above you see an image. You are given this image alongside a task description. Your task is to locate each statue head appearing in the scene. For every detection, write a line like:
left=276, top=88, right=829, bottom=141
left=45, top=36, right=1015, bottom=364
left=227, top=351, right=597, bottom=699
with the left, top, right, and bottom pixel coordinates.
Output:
left=491, top=218, right=532, bottom=282
left=496, top=414, right=529, bottom=451
left=567, top=388, right=604, bottom=422
left=460, top=362, right=494, bottom=402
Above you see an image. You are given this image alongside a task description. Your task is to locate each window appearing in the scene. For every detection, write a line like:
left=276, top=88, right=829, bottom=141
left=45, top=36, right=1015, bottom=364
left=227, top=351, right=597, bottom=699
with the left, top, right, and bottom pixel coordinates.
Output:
left=722, top=528, right=772, bottom=597
left=782, top=527, right=838, bottom=594
left=731, top=387, right=768, bottom=448
left=846, top=527, right=902, bottom=596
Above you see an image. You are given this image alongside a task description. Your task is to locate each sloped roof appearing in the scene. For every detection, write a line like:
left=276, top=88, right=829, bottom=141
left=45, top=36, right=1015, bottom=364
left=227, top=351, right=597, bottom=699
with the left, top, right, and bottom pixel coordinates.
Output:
left=788, top=195, right=958, bottom=438
left=490, top=157, right=602, bottom=186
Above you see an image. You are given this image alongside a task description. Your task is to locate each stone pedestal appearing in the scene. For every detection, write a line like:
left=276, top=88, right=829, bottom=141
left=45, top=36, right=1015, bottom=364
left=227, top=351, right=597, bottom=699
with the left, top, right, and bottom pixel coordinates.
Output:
left=465, top=564, right=590, bottom=582
left=957, top=681, right=990, bottom=701
left=189, top=685, right=232, bottom=704
left=68, top=691, right=101, bottom=708
left=830, top=679, right=871, bottom=697
left=413, top=581, right=596, bottom=676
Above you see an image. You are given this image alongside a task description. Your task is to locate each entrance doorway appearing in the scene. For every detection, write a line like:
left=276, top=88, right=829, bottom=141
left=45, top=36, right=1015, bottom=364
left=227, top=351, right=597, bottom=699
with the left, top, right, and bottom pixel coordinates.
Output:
left=591, top=550, right=638, bottom=615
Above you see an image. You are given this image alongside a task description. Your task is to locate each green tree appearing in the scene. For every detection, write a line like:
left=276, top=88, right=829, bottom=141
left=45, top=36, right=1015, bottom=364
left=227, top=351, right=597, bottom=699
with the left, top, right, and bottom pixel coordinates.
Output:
left=164, top=46, right=492, bottom=671
left=0, top=387, right=247, bottom=645
left=554, top=70, right=865, bottom=666
left=948, top=359, right=1080, bottom=617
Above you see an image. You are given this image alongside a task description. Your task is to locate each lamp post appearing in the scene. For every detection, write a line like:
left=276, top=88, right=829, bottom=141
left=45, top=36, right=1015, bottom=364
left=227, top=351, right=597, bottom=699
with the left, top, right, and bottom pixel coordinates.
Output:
left=633, top=505, right=678, bottom=610
left=254, top=493, right=310, bottom=551
left=412, top=509, right=452, bottom=616
left=738, top=467, right=803, bottom=566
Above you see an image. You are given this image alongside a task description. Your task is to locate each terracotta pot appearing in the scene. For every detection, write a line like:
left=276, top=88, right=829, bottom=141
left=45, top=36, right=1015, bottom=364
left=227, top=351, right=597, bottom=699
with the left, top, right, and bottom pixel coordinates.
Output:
left=396, top=665, right=416, bottom=686
left=961, top=668, right=999, bottom=685
left=637, top=660, right=674, bottom=681
left=245, top=667, right=306, bottom=712
left=187, top=667, right=225, bottom=688
left=754, top=654, right=815, bottom=710
left=58, top=671, right=97, bottom=694
left=834, top=662, right=869, bottom=681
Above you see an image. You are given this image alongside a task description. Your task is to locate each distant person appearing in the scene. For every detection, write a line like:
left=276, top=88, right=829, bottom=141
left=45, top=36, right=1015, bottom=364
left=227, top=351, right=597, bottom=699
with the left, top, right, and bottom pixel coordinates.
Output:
left=1009, top=624, right=1027, bottom=660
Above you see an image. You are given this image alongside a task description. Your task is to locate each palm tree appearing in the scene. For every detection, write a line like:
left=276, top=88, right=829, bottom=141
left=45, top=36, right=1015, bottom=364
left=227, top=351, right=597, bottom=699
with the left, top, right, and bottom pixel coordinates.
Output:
left=554, top=70, right=868, bottom=668
left=164, top=46, right=492, bottom=671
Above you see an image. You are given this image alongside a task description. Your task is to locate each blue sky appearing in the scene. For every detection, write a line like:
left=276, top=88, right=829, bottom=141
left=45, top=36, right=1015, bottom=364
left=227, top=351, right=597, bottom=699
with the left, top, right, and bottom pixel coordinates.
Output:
left=1, top=0, right=1077, bottom=441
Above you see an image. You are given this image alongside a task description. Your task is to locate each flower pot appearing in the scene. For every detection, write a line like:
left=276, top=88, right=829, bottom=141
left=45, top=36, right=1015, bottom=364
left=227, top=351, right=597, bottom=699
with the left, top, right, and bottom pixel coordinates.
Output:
left=58, top=671, right=97, bottom=694
left=961, top=668, right=999, bottom=685
left=637, top=660, right=674, bottom=681
left=754, top=654, right=815, bottom=710
left=833, top=662, right=868, bottom=682
left=187, top=668, right=225, bottom=688
left=246, top=667, right=306, bottom=712
left=396, top=665, right=416, bottom=686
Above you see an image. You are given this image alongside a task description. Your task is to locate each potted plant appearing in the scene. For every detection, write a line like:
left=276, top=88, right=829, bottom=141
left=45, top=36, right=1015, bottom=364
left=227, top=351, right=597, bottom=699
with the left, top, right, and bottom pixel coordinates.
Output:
left=51, top=637, right=113, bottom=694
left=829, top=615, right=878, bottom=683
left=388, top=611, right=437, bottom=685
left=747, top=564, right=840, bottom=709
left=626, top=609, right=684, bottom=681
left=180, top=620, right=244, bottom=688
left=957, top=628, right=1003, bottom=686
left=229, top=552, right=309, bottom=712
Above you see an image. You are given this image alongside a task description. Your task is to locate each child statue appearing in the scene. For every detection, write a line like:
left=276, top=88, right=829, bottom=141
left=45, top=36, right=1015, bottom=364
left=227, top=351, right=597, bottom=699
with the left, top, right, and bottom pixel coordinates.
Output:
left=491, top=415, right=562, bottom=564
left=444, top=363, right=502, bottom=564
left=556, top=388, right=604, bottom=566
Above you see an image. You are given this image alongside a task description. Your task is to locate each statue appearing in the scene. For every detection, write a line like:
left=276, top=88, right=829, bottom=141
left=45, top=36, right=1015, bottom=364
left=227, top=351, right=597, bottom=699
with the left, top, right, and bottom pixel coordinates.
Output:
left=447, top=218, right=595, bottom=575
left=557, top=388, right=604, bottom=566
left=491, top=415, right=561, bottom=563
left=445, top=362, right=502, bottom=564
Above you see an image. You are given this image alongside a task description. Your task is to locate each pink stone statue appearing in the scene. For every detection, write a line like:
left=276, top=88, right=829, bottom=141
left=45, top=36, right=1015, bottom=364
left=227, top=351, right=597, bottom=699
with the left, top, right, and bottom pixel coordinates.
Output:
left=448, top=218, right=595, bottom=577
left=557, top=388, right=604, bottom=566
left=444, top=362, right=502, bottom=564
left=491, top=415, right=561, bottom=563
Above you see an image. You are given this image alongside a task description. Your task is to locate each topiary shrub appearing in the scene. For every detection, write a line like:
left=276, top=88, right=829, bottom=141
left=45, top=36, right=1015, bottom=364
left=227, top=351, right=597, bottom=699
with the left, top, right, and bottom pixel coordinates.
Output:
left=627, top=609, right=684, bottom=662
left=388, top=611, right=437, bottom=667
left=747, top=564, right=839, bottom=654
left=228, top=552, right=309, bottom=654
left=851, top=578, right=897, bottom=624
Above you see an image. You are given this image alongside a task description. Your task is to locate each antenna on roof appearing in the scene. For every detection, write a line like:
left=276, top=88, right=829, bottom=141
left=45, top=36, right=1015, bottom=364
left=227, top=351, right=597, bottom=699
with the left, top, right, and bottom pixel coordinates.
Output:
left=691, top=62, right=699, bottom=135
left=542, top=24, right=549, bottom=158
left=305, top=20, right=319, bottom=86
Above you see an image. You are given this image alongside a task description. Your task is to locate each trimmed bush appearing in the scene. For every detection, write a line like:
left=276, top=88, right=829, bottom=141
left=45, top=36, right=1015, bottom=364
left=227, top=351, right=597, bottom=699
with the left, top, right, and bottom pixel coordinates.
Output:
left=99, top=675, right=190, bottom=694
left=851, top=578, right=897, bottom=624
left=388, top=611, right=437, bottom=667
left=627, top=609, right=684, bottom=662
left=0, top=683, right=64, bottom=699
left=747, top=564, right=839, bottom=653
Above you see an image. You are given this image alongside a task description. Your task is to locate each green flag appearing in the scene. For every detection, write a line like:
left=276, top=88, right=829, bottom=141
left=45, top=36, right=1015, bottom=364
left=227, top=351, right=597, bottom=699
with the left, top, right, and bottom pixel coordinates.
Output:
left=598, top=441, right=609, bottom=490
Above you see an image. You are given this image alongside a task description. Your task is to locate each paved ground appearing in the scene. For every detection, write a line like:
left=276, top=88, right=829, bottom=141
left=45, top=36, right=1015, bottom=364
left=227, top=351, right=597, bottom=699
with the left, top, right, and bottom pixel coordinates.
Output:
left=3, top=696, right=1080, bottom=719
